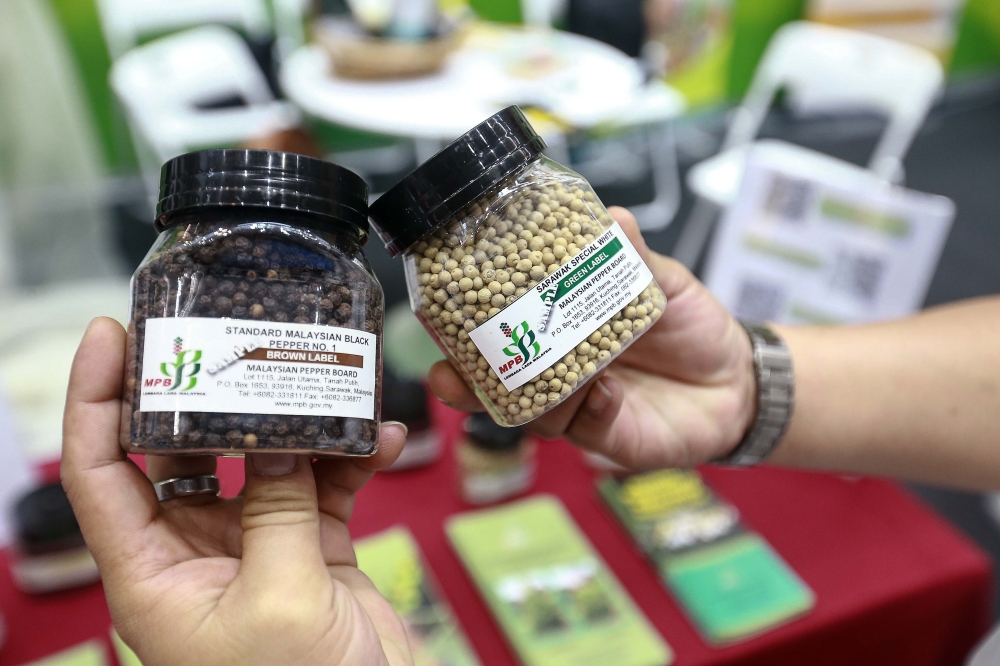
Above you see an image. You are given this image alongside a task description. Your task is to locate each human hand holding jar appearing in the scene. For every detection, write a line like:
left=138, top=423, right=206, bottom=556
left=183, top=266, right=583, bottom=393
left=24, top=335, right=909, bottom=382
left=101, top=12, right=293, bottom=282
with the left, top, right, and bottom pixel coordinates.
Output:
left=427, top=205, right=759, bottom=471
left=62, top=318, right=413, bottom=666
left=368, top=107, right=757, bottom=468
left=369, top=107, right=671, bottom=427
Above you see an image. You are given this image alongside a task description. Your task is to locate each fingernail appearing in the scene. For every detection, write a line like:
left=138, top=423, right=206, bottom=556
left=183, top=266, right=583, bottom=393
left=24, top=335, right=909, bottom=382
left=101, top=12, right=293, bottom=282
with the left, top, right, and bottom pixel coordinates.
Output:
left=382, top=421, right=409, bottom=437
left=587, top=379, right=613, bottom=413
left=251, top=453, right=297, bottom=477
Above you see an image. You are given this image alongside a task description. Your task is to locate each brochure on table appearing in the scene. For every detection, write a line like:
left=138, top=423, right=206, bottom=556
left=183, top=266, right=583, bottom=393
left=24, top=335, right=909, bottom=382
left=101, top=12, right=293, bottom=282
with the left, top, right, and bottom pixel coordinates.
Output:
left=112, top=628, right=142, bottom=666
left=704, top=147, right=954, bottom=325
left=355, top=527, right=481, bottom=666
left=447, top=495, right=673, bottom=666
left=599, top=470, right=815, bottom=644
left=24, top=641, right=107, bottom=666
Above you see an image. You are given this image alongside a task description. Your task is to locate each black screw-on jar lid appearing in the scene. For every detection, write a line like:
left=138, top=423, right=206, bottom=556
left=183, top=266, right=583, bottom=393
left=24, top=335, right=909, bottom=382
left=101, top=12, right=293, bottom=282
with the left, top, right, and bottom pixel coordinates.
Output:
left=369, top=106, right=547, bottom=256
left=463, top=412, right=526, bottom=451
left=14, top=482, right=86, bottom=556
left=155, top=149, right=370, bottom=238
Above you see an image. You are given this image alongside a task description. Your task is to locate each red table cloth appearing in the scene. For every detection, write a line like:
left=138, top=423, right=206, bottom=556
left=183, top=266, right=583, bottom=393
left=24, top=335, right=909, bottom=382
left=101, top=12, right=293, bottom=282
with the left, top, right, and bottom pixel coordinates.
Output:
left=1, top=399, right=992, bottom=666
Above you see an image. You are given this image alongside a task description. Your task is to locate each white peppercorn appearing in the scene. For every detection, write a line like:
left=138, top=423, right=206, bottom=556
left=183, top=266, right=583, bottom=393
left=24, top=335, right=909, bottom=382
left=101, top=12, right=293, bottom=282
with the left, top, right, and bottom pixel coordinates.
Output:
left=370, top=106, right=665, bottom=426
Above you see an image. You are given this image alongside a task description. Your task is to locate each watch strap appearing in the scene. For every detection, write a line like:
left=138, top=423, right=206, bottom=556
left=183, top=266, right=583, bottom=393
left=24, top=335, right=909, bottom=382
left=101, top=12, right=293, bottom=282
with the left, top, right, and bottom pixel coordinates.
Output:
left=716, top=323, right=794, bottom=467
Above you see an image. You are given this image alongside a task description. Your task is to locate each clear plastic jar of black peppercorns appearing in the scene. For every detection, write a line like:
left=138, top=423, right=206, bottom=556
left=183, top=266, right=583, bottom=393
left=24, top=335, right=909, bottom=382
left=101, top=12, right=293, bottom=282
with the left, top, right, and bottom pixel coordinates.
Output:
left=121, top=149, right=383, bottom=456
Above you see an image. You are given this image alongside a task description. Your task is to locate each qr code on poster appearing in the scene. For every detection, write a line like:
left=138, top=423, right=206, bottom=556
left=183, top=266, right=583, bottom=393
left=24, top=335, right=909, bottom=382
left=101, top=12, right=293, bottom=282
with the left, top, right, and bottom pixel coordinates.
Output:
left=733, top=278, right=787, bottom=322
left=829, top=249, right=887, bottom=303
left=764, top=174, right=815, bottom=224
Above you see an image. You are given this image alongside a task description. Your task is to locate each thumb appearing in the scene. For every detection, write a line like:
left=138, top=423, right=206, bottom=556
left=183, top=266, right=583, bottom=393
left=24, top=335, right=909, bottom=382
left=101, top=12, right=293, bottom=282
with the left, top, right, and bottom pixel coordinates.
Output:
left=609, top=205, right=700, bottom=303
left=238, top=454, right=326, bottom=591
left=608, top=206, right=651, bottom=263
left=564, top=375, right=627, bottom=456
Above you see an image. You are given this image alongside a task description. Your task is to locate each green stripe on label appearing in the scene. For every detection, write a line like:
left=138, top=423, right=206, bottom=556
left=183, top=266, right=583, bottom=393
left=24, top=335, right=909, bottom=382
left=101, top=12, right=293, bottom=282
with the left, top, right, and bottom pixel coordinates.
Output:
left=742, top=235, right=823, bottom=269
left=548, top=238, right=624, bottom=302
left=820, top=198, right=912, bottom=238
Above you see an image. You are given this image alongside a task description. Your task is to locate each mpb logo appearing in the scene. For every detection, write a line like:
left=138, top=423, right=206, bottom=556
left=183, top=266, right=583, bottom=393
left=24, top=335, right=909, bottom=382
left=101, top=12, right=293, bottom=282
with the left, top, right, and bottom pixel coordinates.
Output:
left=497, top=321, right=540, bottom=374
left=146, top=337, right=201, bottom=391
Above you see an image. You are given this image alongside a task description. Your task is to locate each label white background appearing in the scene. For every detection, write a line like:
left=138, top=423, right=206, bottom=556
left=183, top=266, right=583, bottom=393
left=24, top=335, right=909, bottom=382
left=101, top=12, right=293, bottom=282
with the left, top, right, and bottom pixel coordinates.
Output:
left=140, top=318, right=377, bottom=419
left=470, top=223, right=654, bottom=391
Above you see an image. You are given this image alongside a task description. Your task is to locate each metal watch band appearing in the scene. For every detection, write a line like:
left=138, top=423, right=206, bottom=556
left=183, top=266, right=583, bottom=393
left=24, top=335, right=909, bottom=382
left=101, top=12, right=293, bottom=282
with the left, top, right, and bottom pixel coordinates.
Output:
left=716, top=323, right=794, bottom=467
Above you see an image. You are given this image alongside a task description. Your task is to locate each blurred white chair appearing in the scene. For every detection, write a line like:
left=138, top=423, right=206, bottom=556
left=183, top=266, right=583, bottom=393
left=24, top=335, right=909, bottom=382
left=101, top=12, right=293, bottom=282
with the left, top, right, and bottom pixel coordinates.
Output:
left=0, top=194, right=14, bottom=296
left=516, top=0, right=680, bottom=230
left=577, top=78, right=685, bottom=232
left=272, top=0, right=313, bottom=62
left=110, top=26, right=301, bottom=206
left=674, top=21, right=944, bottom=268
left=471, top=1, right=674, bottom=230
left=520, top=0, right=568, bottom=28
left=0, top=279, right=130, bottom=463
left=96, top=0, right=272, bottom=60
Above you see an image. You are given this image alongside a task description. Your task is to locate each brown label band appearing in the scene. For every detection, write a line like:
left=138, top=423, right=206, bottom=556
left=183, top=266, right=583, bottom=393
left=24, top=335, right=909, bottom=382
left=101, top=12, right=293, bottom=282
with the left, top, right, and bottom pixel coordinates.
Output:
left=242, top=348, right=364, bottom=368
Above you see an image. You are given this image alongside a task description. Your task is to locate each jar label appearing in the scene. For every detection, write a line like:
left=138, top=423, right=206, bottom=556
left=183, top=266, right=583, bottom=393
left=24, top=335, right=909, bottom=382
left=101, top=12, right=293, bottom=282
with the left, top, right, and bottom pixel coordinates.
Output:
left=469, top=222, right=654, bottom=392
left=138, top=317, right=377, bottom=419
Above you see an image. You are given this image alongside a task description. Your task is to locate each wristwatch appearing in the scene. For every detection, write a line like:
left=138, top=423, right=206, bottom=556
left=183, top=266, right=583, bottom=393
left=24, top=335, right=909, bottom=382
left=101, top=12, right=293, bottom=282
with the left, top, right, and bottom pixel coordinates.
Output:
left=716, top=324, right=794, bottom=467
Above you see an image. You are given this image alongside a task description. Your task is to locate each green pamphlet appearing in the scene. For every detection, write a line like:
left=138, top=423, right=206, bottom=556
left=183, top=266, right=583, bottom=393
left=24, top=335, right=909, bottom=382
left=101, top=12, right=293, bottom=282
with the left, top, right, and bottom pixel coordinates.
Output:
left=599, top=470, right=814, bottom=644
left=26, top=641, right=107, bottom=666
left=446, top=495, right=673, bottom=666
left=355, top=527, right=481, bottom=666
left=111, top=629, right=142, bottom=666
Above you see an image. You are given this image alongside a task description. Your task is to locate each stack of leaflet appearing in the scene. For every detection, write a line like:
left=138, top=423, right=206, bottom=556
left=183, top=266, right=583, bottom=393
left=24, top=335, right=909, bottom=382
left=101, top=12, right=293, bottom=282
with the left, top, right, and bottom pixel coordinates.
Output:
left=447, top=496, right=672, bottom=666
left=356, top=527, right=480, bottom=666
left=599, top=469, right=814, bottom=644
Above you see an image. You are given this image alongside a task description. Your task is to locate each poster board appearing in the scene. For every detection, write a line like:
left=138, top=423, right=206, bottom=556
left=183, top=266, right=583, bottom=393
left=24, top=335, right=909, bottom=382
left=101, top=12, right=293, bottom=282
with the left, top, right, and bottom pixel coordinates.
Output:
left=704, top=147, right=954, bottom=325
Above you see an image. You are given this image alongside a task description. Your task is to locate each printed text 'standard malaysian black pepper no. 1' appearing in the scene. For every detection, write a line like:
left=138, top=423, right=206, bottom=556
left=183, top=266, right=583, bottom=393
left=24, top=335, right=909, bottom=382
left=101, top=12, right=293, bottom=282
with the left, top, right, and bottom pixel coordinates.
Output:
left=121, top=149, right=384, bottom=456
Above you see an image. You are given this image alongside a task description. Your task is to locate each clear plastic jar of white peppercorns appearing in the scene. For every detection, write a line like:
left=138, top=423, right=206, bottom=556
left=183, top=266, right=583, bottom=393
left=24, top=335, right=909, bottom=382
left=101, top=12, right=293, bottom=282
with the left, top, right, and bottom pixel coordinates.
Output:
left=122, top=149, right=383, bottom=456
left=369, top=107, right=665, bottom=426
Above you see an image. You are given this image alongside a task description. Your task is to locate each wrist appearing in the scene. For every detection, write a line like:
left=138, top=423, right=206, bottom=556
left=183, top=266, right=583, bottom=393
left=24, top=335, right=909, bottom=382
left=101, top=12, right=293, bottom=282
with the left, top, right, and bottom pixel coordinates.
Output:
left=715, top=318, right=758, bottom=460
left=735, top=322, right=759, bottom=448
